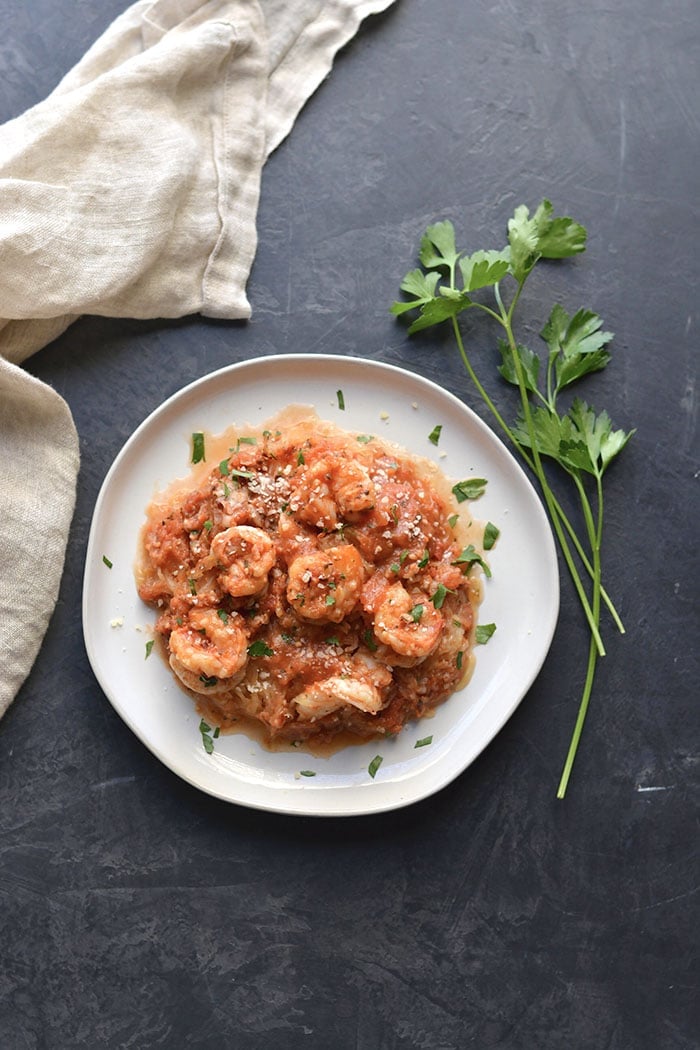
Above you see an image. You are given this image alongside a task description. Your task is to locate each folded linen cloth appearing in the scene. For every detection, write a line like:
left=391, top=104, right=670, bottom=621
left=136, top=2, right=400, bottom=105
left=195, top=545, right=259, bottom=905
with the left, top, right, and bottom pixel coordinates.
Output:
left=0, top=0, right=397, bottom=717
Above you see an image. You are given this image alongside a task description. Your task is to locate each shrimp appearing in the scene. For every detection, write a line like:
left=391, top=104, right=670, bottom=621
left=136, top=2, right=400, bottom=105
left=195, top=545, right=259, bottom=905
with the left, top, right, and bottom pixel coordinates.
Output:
left=210, top=525, right=276, bottom=597
left=290, top=457, right=375, bottom=529
left=293, top=677, right=385, bottom=720
left=372, top=581, right=443, bottom=660
left=286, top=545, right=365, bottom=622
left=169, top=608, right=248, bottom=692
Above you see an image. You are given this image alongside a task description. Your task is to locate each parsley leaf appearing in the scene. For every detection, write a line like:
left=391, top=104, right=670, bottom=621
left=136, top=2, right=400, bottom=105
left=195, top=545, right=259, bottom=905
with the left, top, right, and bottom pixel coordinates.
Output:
left=475, top=623, right=497, bottom=644
left=191, top=432, right=206, bottom=464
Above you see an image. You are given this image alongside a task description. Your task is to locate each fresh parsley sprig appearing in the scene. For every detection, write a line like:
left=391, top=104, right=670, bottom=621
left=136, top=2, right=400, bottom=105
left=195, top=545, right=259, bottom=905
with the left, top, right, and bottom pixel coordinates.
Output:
left=391, top=199, right=634, bottom=797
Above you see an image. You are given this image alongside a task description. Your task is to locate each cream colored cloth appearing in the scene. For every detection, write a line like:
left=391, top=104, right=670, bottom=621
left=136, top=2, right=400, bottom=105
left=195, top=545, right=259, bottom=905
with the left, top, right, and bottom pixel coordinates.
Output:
left=0, top=0, right=396, bottom=717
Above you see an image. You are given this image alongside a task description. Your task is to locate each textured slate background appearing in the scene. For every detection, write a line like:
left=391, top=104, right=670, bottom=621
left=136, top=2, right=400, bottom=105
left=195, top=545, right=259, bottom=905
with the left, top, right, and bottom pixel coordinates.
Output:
left=1, top=1, right=698, bottom=1047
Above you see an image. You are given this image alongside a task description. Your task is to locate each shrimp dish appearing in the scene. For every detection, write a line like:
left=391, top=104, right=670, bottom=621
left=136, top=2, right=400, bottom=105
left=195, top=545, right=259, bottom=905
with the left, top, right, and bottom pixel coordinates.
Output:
left=135, top=410, right=486, bottom=747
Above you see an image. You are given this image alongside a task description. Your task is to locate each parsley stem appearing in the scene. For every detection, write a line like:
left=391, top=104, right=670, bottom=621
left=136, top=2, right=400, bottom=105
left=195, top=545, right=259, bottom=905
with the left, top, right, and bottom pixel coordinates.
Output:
left=557, top=629, right=599, bottom=797
left=500, top=292, right=605, bottom=656
left=450, top=313, right=618, bottom=644
left=557, top=471, right=604, bottom=797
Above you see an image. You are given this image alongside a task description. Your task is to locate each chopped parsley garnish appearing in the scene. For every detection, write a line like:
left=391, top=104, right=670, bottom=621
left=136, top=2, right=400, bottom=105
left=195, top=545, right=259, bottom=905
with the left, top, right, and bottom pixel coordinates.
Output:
left=247, top=640, right=274, bottom=657
left=199, top=673, right=218, bottom=688
left=363, top=630, right=378, bottom=652
left=144, top=639, right=154, bottom=659
left=281, top=632, right=296, bottom=643
left=219, top=457, right=230, bottom=476
left=299, top=770, right=316, bottom=777
left=415, top=736, right=433, bottom=748
left=356, top=434, right=373, bottom=444
left=199, top=719, right=217, bottom=753
left=483, top=522, right=500, bottom=550
left=235, top=436, right=257, bottom=450
left=456, top=650, right=463, bottom=669
left=188, top=578, right=197, bottom=595
left=410, top=604, right=424, bottom=622
left=217, top=610, right=229, bottom=624
left=297, top=450, right=305, bottom=465
left=428, top=424, right=442, bottom=445
left=453, top=545, right=492, bottom=578
left=368, top=755, right=383, bottom=778
left=203, top=519, right=213, bottom=532
left=418, top=548, right=430, bottom=568
left=430, top=583, right=452, bottom=609
left=448, top=513, right=459, bottom=528
left=102, top=555, right=113, bottom=569
left=337, top=389, right=345, bottom=410
left=475, top=623, right=497, bottom=644
left=325, top=595, right=336, bottom=606
left=452, top=478, right=488, bottom=502
left=191, top=432, right=206, bottom=464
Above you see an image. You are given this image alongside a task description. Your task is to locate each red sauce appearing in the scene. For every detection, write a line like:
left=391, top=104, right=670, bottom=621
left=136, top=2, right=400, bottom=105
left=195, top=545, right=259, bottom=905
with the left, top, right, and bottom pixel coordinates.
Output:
left=136, top=410, right=485, bottom=748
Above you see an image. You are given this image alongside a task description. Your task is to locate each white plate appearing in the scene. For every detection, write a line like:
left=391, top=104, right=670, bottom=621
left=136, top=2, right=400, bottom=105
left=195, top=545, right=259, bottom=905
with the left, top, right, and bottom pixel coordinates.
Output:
left=83, top=354, right=558, bottom=816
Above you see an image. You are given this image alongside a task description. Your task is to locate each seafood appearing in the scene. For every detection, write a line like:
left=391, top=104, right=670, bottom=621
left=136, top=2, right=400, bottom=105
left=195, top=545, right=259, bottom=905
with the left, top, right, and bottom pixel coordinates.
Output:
left=289, top=457, right=376, bottom=530
left=210, top=525, right=276, bottom=597
left=286, top=545, right=365, bottom=622
left=169, top=608, right=248, bottom=684
left=371, top=581, right=444, bottom=660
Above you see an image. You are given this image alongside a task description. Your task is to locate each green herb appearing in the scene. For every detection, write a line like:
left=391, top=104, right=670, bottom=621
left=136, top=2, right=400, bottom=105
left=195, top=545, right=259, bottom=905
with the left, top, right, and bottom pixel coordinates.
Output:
left=281, top=632, right=296, bottom=643
left=456, top=650, right=463, bottom=669
left=199, top=673, right=218, bottom=687
left=191, top=432, right=206, bottom=464
left=299, top=770, right=316, bottom=777
left=447, top=513, right=459, bottom=528
left=219, top=457, right=230, bottom=476
left=235, top=436, right=257, bottom=449
left=217, top=610, right=229, bottom=625
left=452, top=478, right=487, bottom=503
left=475, top=623, right=497, bottom=644
left=325, top=635, right=340, bottom=646
left=337, top=389, right=345, bottom=410
left=415, top=736, right=433, bottom=748
left=410, top=604, right=424, bottom=622
left=428, top=424, right=442, bottom=445
left=325, top=594, right=336, bottom=607
left=199, top=718, right=216, bottom=753
left=430, top=583, right=451, bottom=609
left=203, top=519, right=213, bottom=532
left=392, top=200, right=634, bottom=797
left=102, top=555, right=113, bottom=569
left=144, top=639, right=154, bottom=659
left=453, top=544, right=492, bottom=578
left=418, top=549, right=430, bottom=568
left=297, top=450, right=305, bottom=465
left=356, top=434, right=373, bottom=444
left=368, top=755, right=383, bottom=778
left=363, top=630, right=378, bottom=652
left=247, top=640, right=274, bottom=658
left=188, top=578, right=197, bottom=595
left=483, top=521, right=500, bottom=550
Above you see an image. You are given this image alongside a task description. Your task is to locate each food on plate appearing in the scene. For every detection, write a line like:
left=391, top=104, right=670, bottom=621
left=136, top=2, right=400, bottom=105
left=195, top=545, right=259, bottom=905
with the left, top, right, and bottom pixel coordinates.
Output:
left=135, top=410, right=486, bottom=746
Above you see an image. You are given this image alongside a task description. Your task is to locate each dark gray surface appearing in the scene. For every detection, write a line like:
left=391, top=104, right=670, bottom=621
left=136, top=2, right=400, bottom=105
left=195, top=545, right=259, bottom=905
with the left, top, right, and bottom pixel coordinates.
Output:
left=1, top=1, right=698, bottom=1047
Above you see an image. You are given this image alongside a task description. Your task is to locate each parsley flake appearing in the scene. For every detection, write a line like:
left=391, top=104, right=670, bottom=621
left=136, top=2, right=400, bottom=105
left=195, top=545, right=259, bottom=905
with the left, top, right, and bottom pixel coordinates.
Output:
left=337, top=389, right=345, bottom=410
left=452, top=478, right=488, bottom=503
left=102, top=555, right=113, bottom=569
left=428, top=425, right=442, bottom=445
left=483, top=522, right=500, bottom=550
left=415, top=736, right=433, bottom=748
left=191, top=432, right=206, bottom=464
left=368, top=755, right=383, bottom=778
left=247, top=640, right=274, bottom=658
left=475, top=623, right=497, bottom=644
left=144, top=639, right=154, bottom=659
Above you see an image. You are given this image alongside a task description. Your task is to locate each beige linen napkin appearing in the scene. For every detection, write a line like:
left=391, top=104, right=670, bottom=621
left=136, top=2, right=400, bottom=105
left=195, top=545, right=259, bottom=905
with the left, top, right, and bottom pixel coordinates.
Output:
left=0, top=0, right=396, bottom=717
